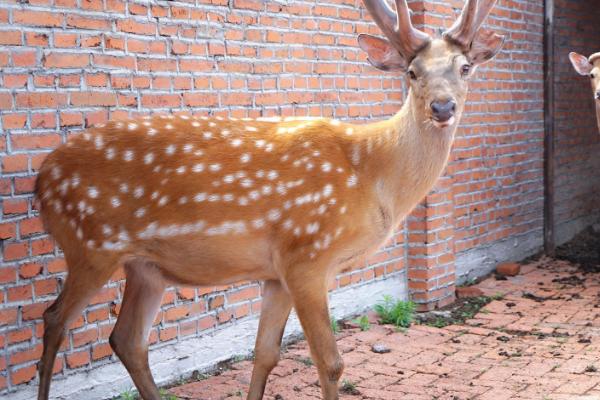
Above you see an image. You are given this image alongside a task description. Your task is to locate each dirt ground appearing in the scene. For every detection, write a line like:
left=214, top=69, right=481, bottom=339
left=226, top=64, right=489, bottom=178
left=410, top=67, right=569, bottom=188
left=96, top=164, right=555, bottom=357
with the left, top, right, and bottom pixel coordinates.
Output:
left=167, top=232, right=600, bottom=400
left=555, top=225, right=600, bottom=273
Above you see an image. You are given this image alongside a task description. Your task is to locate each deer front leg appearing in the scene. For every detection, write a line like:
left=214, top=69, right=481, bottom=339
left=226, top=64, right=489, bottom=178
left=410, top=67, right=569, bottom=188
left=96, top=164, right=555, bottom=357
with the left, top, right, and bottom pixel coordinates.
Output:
left=247, top=280, right=293, bottom=400
left=286, top=272, right=343, bottom=400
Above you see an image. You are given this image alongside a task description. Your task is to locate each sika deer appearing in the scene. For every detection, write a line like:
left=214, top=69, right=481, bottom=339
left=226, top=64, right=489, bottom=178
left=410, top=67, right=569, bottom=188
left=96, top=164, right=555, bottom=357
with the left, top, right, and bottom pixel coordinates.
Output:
left=569, top=51, right=600, bottom=133
left=35, top=1, right=504, bottom=399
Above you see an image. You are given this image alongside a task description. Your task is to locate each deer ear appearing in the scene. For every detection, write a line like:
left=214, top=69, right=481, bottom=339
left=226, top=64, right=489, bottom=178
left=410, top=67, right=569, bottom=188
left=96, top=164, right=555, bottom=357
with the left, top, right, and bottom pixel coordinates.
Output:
left=569, top=52, right=593, bottom=76
left=358, top=34, right=408, bottom=71
left=467, top=29, right=505, bottom=65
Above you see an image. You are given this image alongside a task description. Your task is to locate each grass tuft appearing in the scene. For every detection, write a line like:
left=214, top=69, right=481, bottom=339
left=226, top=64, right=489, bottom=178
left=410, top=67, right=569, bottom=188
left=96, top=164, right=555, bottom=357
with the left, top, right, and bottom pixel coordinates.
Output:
left=374, top=295, right=416, bottom=328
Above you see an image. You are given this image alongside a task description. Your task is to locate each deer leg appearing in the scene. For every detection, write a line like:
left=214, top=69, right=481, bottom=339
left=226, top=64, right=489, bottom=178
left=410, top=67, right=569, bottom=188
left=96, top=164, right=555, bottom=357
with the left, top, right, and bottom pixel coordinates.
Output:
left=247, top=280, right=292, bottom=400
left=286, top=274, right=343, bottom=400
left=38, top=260, right=117, bottom=400
left=109, top=263, right=166, bottom=400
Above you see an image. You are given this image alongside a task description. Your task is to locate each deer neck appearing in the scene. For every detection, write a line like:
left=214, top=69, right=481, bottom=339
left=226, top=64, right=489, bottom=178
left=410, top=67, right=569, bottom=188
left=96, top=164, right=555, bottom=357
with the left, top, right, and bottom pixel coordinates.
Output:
left=354, top=93, right=457, bottom=222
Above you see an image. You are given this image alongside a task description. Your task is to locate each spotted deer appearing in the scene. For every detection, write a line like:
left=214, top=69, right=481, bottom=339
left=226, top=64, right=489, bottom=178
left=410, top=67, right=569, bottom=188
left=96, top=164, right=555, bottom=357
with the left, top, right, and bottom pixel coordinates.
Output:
left=35, top=1, right=504, bottom=399
left=569, top=52, right=600, bottom=133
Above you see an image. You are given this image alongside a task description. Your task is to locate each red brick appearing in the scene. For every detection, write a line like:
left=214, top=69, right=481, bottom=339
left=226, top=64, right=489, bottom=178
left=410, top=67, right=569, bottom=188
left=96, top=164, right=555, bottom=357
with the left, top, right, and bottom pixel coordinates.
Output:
left=44, top=52, right=89, bottom=68
left=0, top=223, right=16, bottom=240
left=9, top=343, right=42, bottom=365
left=13, top=10, right=63, bottom=27
left=16, top=93, right=67, bottom=109
left=12, top=51, right=37, bottom=67
left=66, top=350, right=90, bottom=369
left=92, top=343, right=113, bottom=361
left=456, top=286, right=485, bottom=299
left=1, top=154, right=28, bottom=172
left=19, top=263, right=43, bottom=279
left=3, top=74, right=28, bottom=88
left=54, top=33, right=78, bottom=47
left=496, top=262, right=521, bottom=277
left=70, top=92, right=117, bottom=107
left=116, top=19, right=156, bottom=35
left=66, top=15, right=110, bottom=30
left=10, top=364, right=37, bottom=386
left=4, top=242, right=28, bottom=261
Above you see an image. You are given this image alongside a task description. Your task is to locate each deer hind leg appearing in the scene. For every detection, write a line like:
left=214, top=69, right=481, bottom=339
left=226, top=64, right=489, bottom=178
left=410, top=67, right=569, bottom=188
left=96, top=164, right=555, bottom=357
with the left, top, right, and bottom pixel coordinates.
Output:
left=38, top=256, right=118, bottom=400
left=247, top=280, right=293, bottom=400
left=109, top=261, right=166, bottom=400
left=285, top=270, right=343, bottom=400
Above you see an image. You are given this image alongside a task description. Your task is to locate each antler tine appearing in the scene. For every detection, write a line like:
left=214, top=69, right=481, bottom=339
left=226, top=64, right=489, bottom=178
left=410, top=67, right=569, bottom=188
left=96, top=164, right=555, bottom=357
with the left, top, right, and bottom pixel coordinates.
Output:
left=362, top=0, right=400, bottom=45
left=444, top=0, right=498, bottom=48
left=393, top=0, right=431, bottom=56
left=362, top=0, right=430, bottom=59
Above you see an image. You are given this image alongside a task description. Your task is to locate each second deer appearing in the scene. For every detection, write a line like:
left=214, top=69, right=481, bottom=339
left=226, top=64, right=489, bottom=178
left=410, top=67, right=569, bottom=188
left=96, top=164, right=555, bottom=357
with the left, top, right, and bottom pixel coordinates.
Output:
left=569, top=51, right=600, bottom=133
left=35, top=1, right=504, bottom=399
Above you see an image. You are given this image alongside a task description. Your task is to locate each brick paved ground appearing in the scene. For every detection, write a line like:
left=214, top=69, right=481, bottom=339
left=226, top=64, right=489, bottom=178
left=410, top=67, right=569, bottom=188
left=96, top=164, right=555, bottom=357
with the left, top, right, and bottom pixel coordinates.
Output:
left=168, top=258, right=600, bottom=400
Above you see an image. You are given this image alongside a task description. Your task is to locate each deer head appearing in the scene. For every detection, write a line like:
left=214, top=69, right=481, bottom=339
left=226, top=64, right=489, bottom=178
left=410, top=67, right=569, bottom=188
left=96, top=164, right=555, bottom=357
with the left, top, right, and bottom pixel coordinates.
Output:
left=569, top=51, right=600, bottom=133
left=358, top=0, right=505, bottom=129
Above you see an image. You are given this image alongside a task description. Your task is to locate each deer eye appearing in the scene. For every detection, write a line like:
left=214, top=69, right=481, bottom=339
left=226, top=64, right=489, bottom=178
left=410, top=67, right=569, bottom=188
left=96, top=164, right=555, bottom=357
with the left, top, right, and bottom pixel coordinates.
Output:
left=461, top=64, right=471, bottom=76
left=408, top=70, right=417, bottom=80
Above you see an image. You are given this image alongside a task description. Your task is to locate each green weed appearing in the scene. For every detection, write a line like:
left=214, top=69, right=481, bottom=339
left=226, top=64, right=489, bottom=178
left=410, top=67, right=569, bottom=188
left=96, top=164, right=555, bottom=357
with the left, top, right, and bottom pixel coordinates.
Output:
left=374, top=295, right=415, bottom=328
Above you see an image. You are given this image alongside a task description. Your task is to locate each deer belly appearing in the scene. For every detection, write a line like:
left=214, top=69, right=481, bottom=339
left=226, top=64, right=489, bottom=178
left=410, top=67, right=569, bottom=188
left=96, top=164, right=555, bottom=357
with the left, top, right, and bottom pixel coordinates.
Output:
left=138, top=235, right=279, bottom=286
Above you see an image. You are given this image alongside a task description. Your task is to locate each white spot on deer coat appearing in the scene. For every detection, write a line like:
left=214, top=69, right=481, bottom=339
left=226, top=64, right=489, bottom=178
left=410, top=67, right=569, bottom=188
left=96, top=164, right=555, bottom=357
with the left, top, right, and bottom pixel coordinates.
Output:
left=194, top=192, right=207, bottom=202
left=165, top=145, right=176, bottom=155
left=111, top=197, right=121, bottom=208
left=193, top=163, right=205, bottom=173
left=306, top=222, right=320, bottom=234
left=88, top=187, right=99, bottom=199
left=123, top=150, right=134, bottom=162
left=158, top=196, right=169, bottom=206
left=347, top=175, right=358, bottom=187
left=134, top=186, right=144, bottom=198
left=144, top=153, right=155, bottom=165
left=94, top=136, right=104, bottom=150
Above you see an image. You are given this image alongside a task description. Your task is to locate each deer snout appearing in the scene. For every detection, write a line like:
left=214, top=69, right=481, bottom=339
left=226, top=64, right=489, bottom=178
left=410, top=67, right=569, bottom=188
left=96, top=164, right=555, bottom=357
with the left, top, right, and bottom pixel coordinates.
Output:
left=430, top=99, right=456, bottom=123
left=595, top=91, right=600, bottom=101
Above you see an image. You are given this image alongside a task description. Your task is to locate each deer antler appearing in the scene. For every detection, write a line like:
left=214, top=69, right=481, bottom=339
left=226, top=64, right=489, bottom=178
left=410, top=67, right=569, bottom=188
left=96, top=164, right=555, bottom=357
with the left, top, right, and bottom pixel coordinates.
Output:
left=362, top=0, right=430, bottom=60
left=443, top=0, right=499, bottom=48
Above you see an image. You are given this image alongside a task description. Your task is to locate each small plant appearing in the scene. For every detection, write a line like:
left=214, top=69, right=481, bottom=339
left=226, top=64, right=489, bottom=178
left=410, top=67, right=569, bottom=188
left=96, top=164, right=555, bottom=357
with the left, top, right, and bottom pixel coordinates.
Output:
left=460, top=277, right=478, bottom=287
left=340, top=379, right=360, bottom=395
left=374, top=295, right=416, bottom=328
left=299, top=357, right=314, bottom=366
left=331, top=316, right=340, bottom=334
left=119, top=390, right=137, bottom=400
left=159, top=389, right=179, bottom=400
left=352, top=315, right=371, bottom=331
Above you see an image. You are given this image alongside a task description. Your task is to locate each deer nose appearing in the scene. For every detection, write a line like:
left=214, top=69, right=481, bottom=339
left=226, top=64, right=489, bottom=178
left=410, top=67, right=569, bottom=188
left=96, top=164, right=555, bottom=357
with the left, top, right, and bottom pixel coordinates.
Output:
left=430, top=100, right=456, bottom=122
left=596, top=91, right=600, bottom=100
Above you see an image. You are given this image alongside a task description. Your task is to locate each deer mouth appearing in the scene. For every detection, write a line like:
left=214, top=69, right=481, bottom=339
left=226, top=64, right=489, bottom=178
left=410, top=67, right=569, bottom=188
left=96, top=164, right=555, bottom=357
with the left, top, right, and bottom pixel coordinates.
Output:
left=432, top=116, right=456, bottom=129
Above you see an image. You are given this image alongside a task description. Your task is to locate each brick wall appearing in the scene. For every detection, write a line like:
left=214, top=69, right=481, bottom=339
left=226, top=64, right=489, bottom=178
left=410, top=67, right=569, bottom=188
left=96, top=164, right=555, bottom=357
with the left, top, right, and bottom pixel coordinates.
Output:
left=0, top=0, right=565, bottom=396
left=552, top=0, right=600, bottom=244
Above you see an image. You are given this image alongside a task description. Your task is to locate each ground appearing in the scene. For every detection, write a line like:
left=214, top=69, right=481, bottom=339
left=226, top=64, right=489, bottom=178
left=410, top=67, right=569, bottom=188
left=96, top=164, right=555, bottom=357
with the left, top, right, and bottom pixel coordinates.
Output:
left=167, top=256, right=600, bottom=400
